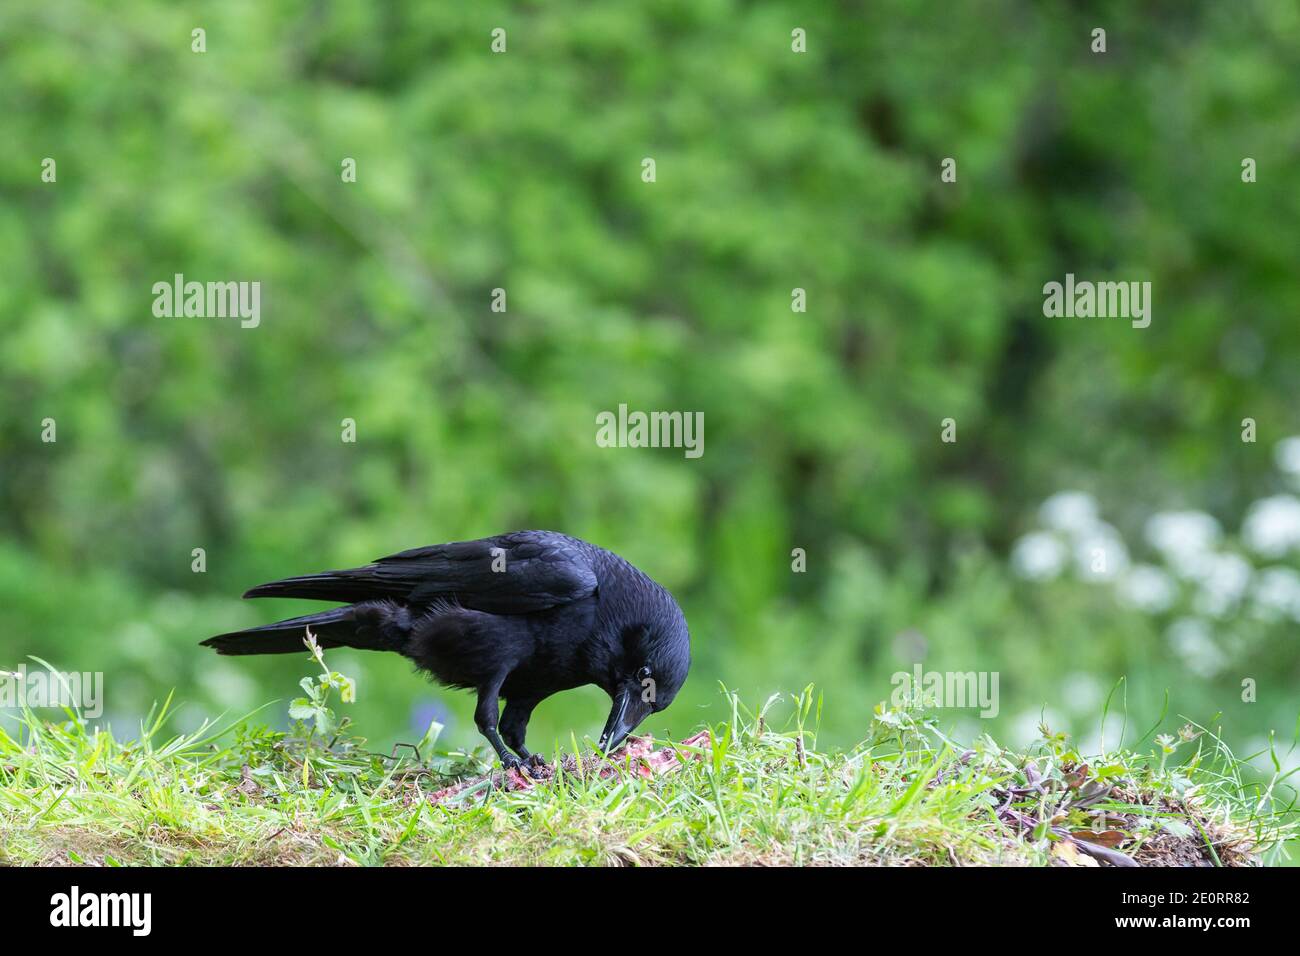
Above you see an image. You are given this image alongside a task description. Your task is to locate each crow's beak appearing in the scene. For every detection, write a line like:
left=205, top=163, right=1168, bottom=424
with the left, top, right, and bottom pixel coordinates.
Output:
left=598, top=684, right=651, bottom=754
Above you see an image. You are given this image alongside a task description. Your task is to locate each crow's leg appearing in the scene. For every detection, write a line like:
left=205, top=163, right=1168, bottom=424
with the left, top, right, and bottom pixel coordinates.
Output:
left=501, top=698, right=546, bottom=768
left=474, top=676, right=522, bottom=770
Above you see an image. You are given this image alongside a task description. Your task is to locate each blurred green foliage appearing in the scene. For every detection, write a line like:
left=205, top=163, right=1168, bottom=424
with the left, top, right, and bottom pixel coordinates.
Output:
left=2, top=1, right=1299, bottom=761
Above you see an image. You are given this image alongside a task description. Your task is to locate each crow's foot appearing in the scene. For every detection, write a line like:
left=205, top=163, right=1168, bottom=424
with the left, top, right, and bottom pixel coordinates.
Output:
left=498, top=752, right=523, bottom=771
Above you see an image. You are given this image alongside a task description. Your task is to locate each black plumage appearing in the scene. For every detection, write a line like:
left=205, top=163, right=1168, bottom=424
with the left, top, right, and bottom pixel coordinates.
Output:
left=201, top=531, right=691, bottom=768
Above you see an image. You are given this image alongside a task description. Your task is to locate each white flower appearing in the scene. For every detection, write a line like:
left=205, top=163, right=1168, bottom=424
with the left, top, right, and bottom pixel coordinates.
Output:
left=1061, top=672, right=1103, bottom=712
left=1074, top=523, right=1129, bottom=582
left=1011, top=531, right=1067, bottom=581
left=1242, top=494, right=1300, bottom=558
left=1116, top=564, right=1177, bottom=613
left=1252, top=567, right=1300, bottom=622
left=1190, top=552, right=1252, bottom=618
left=1144, top=510, right=1221, bottom=575
left=1275, top=437, right=1300, bottom=477
left=1039, top=491, right=1100, bottom=536
left=1166, top=618, right=1227, bottom=678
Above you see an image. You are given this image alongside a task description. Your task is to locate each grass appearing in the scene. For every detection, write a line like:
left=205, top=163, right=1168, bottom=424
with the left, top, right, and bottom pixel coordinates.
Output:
left=1, top=652, right=1296, bottom=866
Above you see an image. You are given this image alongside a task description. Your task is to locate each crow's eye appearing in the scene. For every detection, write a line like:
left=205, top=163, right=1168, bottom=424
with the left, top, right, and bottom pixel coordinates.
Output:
left=637, top=665, right=652, bottom=681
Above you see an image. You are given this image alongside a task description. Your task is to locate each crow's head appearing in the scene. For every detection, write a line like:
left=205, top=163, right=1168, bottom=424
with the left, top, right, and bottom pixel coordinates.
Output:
left=597, top=591, right=691, bottom=754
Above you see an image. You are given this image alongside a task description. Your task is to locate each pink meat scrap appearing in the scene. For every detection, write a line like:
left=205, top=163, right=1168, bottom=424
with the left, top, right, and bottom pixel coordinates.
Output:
left=425, top=729, right=712, bottom=806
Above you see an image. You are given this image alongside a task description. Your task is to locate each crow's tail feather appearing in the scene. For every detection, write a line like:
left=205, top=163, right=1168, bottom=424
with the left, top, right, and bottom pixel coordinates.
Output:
left=242, top=567, right=405, bottom=604
left=201, top=601, right=411, bottom=656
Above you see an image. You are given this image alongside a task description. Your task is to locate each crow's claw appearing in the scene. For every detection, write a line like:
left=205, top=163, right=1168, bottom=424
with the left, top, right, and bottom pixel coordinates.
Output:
left=499, top=752, right=523, bottom=771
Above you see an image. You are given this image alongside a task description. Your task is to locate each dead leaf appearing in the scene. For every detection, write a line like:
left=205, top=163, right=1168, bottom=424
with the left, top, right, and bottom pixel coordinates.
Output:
left=1052, top=841, right=1099, bottom=867
left=1072, top=829, right=1127, bottom=848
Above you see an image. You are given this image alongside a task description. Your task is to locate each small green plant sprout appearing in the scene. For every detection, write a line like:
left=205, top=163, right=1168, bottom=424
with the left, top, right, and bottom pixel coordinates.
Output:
left=1153, top=724, right=1202, bottom=773
left=871, top=697, right=942, bottom=755
left=288, top=628, right=356, bottom=741
left=1037, top=719, right=1071, bottom=757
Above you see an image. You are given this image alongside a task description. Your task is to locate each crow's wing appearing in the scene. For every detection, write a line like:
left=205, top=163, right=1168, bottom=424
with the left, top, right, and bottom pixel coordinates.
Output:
left=243, top=531, right=598, bottom=614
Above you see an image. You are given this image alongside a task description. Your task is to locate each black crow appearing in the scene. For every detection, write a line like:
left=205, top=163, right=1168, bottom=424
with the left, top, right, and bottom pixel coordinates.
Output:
left=201, top=531, right=691, bottom=768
